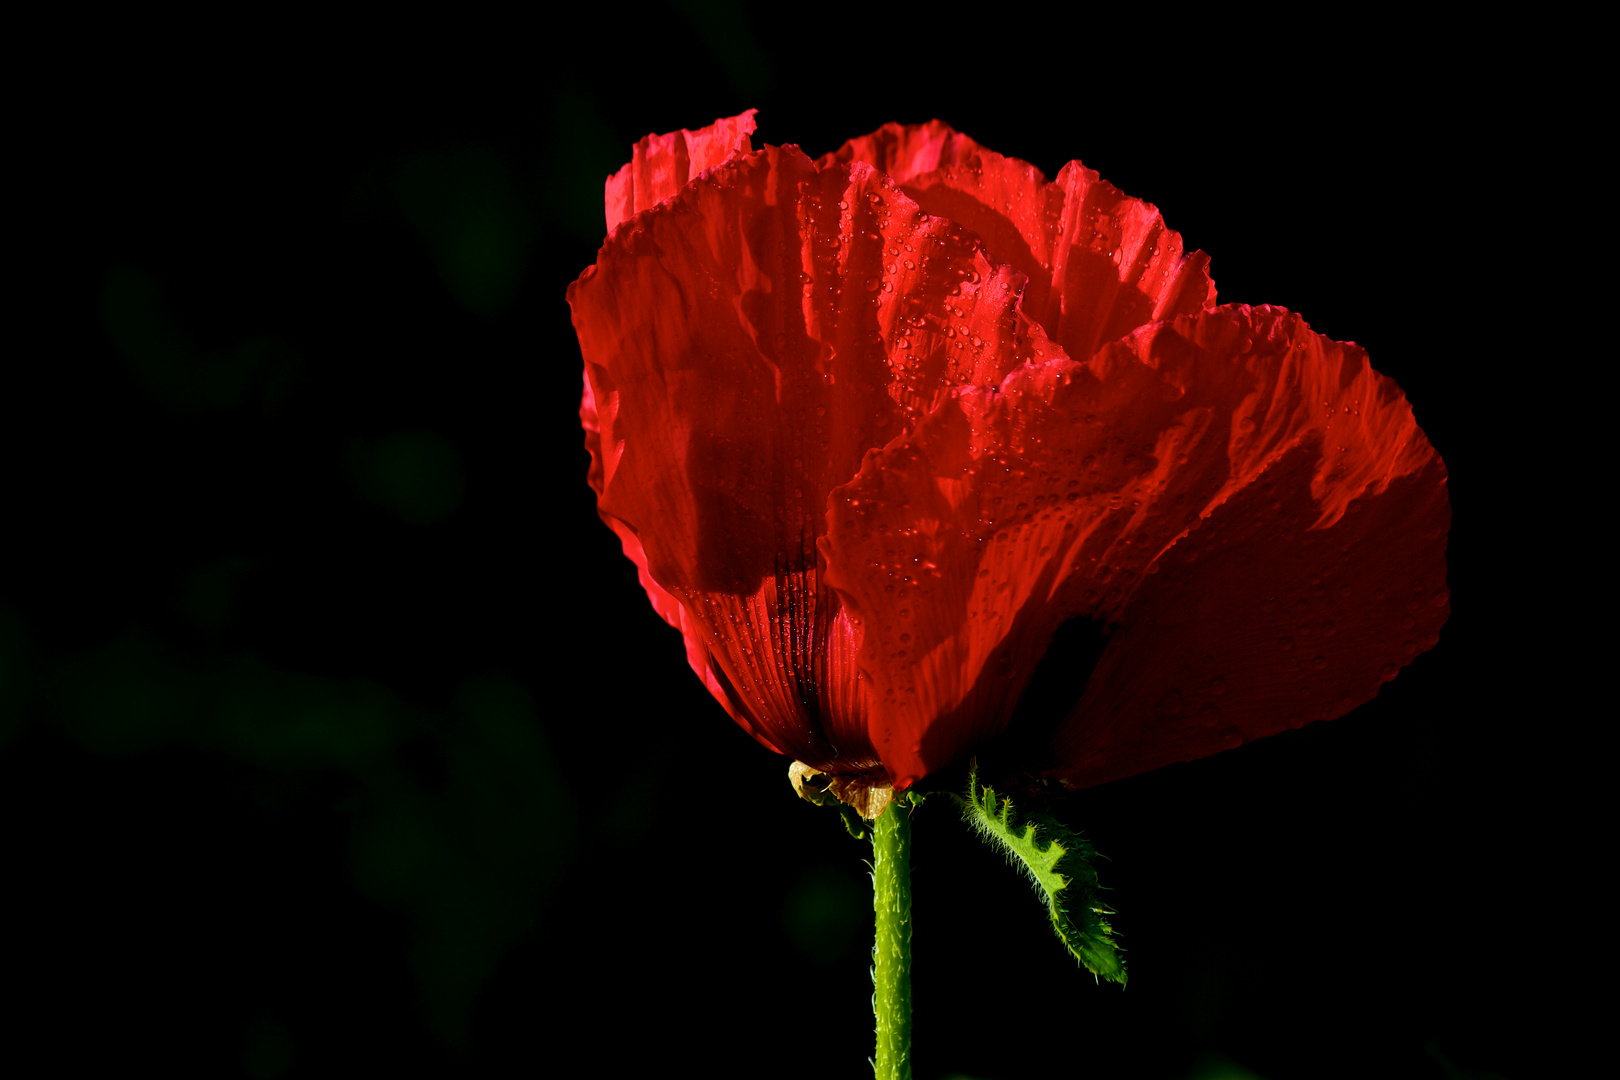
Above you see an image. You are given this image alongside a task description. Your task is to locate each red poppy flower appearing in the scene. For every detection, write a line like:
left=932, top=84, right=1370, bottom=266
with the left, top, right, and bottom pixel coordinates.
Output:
left=569, top=112, right=1448, bottom=814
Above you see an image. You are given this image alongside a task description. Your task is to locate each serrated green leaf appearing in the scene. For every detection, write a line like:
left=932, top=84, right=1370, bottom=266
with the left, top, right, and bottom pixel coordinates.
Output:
left=957, top=766, right=1125, bottom=984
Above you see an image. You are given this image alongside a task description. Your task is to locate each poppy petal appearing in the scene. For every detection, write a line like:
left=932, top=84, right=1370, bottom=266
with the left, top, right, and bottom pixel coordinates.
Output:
left=822, top=347, right=1186, bottom=786
left=816, top=120, right=996, bottom=187
left=1040, top=306, right=1450, bottom=787
left=582, top=365, right=785, bottom=752
left=603, top=110, right=758, bottom=233
left=570, top=141, right=1052, bottom=774
left=823, top=121, right=1215, bottom=364
left=821, top=305, right=1447, bottom=789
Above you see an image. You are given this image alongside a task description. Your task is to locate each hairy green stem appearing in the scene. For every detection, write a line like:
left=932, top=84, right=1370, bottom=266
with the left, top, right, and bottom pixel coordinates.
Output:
left=872, top=796, right=912, bottom=1080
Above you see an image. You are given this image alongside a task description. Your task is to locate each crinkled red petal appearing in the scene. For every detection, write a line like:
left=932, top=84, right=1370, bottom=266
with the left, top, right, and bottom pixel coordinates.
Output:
left=1041, top=306, right=1450, bottom=787
left=603, top=110, right=758, bottom=234
left=582, top=368, right=784, bottom=752
left=816, top=120, right=996, bottom=187
left=822, top=341, right=1192, bottom=786
left=823, top=121, right=1216, bottom=364
left=821, top=305, right=1447, bottom=788
left=571, top=141, right=1051, bottom=774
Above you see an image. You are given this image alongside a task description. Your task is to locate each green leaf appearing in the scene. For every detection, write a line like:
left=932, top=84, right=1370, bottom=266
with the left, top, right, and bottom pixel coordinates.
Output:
left=957, top=766, right=1126, bottom=984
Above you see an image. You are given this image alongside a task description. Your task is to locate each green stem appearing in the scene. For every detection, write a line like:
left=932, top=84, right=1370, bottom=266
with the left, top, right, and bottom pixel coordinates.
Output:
left=872, top=795, right=913, bottom=1080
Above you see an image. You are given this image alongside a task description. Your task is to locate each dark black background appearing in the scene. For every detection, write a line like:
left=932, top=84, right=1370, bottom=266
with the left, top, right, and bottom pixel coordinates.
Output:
left=3, top=6, right=1587, bottom=1079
